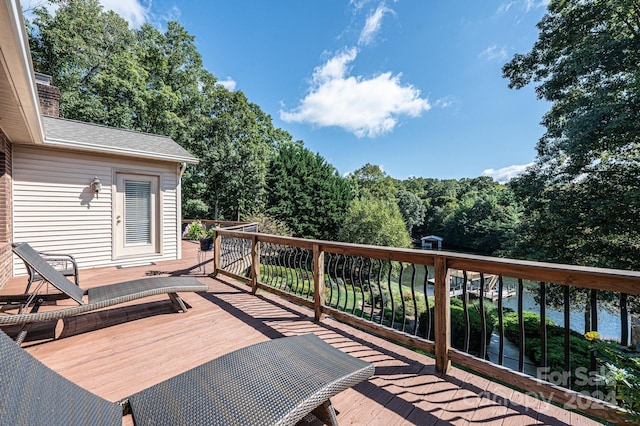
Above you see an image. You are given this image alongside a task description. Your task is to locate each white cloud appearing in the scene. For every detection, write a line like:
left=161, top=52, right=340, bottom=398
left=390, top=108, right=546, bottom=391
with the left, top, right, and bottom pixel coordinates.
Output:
left=479, top=44, right=508, bottom=61
left=434, top=96, right=456, bottom=109
left=99, top=0, right=149, bottom=28
left=217, top=77, right=237, bottom=91
left=358, top=3, right=394, bottom=46
left=524, top=0, right=550, bottom=12
left=280, top=48, right=430, bottom=138
left=482, top=163, right=533, bottom=183
left=497, top=0, right=548, bottom=15
left=496, top=2, right=515, bottom=16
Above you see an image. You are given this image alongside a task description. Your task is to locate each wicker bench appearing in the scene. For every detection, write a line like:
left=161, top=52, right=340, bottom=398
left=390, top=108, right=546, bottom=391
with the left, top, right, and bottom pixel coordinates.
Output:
left=0, top=331, right=374, bottom=425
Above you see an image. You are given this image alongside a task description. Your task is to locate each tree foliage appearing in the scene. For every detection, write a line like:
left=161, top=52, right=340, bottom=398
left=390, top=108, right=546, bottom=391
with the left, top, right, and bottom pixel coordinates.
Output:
left=396, top=189, right=426, bottom=232
left=338, top=197, right=411, bottom=248
left=26, top=0, right=281, bottom=221
left=406, top=177, right=521, bottom=254
left=347, top=163, right=398, bottom=200
left=265, top=142, right=351, bottom=240
left=503, top=0, right=640, bottom=269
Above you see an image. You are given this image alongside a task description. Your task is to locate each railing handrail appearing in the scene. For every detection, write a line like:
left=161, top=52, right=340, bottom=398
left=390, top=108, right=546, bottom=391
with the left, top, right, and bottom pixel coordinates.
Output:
left=182, top=219, right=254, bottom=228
left=214, top=229, right=640, bottom=293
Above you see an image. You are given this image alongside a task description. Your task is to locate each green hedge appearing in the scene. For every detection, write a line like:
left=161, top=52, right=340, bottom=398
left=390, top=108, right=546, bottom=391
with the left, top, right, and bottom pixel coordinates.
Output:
left=419, top=297, right=498, bottom=356
left=502, top=311, right=592, bottom=390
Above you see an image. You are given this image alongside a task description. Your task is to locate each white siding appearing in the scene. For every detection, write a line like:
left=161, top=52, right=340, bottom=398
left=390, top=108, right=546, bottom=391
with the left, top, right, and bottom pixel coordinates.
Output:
left=12, top=145, right=180, bottom=276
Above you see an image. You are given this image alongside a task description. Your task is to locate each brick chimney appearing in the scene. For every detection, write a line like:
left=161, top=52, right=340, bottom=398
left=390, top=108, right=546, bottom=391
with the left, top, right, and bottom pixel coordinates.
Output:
left=35, top=72, right=61, bottom=118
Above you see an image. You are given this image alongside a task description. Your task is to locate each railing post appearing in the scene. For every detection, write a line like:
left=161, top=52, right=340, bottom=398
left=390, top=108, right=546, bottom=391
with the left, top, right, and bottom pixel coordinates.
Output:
left=213, top=230, right=221, bottom=276
left=434, top=256, right=451, bottom=373
left=251, top=235, right=260, bottom=295
left=313, top=243, right=325, bottom=321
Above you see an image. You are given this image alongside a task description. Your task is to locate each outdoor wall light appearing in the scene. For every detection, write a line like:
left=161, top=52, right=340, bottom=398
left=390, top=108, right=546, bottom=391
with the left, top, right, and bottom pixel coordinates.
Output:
left=90, top=176, right=102, bottom=196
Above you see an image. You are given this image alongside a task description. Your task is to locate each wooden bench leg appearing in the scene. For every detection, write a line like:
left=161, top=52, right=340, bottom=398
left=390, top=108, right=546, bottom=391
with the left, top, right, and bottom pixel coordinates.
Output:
left=311, top=400, right=339, bottom=426
left=168, top=293, right=188, bottom=313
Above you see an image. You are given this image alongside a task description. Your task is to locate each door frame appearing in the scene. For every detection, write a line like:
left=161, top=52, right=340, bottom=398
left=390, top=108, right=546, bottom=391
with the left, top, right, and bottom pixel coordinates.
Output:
left=112, top=170, right=162, bottom=259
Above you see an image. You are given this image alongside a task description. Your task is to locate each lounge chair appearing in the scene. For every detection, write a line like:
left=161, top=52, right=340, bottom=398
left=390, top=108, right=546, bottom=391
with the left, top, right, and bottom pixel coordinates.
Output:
left=2, top=242, right=208, bottom=343
left=23, top=248, right=80, bottom=293
left=0, top=330, right=374, bottom=425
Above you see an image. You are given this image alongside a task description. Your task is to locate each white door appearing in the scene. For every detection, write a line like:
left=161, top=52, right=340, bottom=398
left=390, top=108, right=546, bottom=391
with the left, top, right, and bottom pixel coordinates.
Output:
left=114, top=173, right=159, bottom=258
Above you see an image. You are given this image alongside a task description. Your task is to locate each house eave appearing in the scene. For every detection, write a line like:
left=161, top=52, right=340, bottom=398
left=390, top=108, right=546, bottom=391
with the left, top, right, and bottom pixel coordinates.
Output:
left=43, top=137, right=199, bottom=164
left=0, top=0, right=45, bottom=145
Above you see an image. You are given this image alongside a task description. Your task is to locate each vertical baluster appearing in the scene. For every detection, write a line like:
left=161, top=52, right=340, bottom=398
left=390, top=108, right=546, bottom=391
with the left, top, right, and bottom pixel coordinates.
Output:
left=290, top=249, right=299, bottom=294
left=399, top=263, right=407, bottom=332
left=342, top=254, right=349, bottom=312
left=621, top=293, right=629, bottom=347
left=229, top=237, right=238, bottom=272
left=590, top=289, right=598, bottom=394
left=233, top=238, right=240, bottom=274
left=387, top=261, right=396, bottom=329
left=341, top=255, right=349, bottom=312
left=288, top=248, right=296, bottom=293
left=462, top=270, right=470, bottom=353
left=313, top=244, right=325, bottom=321
left=278, top=245, right=287, bottom=290
left=423, top=265, right=431, bottom=340
left=357, top=257, right=365, bottom=318
left=366, top=259, right=375, bottom=321
left=376, top=259, right=385, bottom=324
left=563, top=285, right=571, bottom=389
left=518, top=278, right=525, bottom=373
left=334, top=254, right=342, bottom=310
left=326, top=253, right=334, bottom=308
left=410, top=264, right=419, bottom=335
left=265, top=243, right=273, bottom=286
left=540, top=282, right=547, bottom=372
left=479, top=273, right=487, bottom=360
left=497, top=275, right=504, bottom=365
left=350, top=257, right=358, bottom=315
left=591, top=289, right=598, bottom=333
left=305, top=249, right=313, bottom=300
left=291, top=249, right=300, bottom=295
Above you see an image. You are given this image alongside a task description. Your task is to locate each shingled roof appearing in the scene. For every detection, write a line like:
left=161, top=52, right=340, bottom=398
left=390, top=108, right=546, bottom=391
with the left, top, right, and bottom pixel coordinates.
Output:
left=41, top=116, right=199, bottom=163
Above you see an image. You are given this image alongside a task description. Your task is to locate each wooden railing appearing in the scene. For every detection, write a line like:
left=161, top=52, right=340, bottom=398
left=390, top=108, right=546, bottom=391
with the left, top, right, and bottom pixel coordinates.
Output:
left=181, top=219, right=254, bottom=233
left=211, top=228, right=640, bottom=424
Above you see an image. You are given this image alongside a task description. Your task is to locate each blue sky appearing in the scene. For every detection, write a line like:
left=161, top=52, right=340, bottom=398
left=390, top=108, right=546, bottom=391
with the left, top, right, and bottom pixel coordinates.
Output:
left=28, top=0, right=552, bottom=182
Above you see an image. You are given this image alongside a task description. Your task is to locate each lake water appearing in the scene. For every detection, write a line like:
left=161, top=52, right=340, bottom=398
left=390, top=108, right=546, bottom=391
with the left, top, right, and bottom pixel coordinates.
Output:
left=400, top=265, right=627, bottom=341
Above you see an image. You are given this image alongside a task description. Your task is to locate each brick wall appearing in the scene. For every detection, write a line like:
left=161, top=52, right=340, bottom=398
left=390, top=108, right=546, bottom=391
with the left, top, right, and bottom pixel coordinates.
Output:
left=36, top=82, right=60, bottom=118
left=0, top=130, right=12, bottom=289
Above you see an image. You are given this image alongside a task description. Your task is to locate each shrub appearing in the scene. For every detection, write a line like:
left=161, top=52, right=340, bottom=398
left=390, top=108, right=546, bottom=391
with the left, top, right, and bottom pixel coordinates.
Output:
left=503, top=311, right=591, bottom=390
left=183, top=221, right=206, bottom=240
left=418, top=297, right=498, bottom=356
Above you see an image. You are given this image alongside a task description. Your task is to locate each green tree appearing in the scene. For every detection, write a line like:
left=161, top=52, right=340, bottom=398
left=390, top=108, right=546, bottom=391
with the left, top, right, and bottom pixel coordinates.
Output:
left=338, top=198, right=411, bottom=248
left=28, top=0, right=145, bottom=127
left=397, top=189, right=426, bottom=233
left=347, top=163, right=398, bottom=200
left=199, top=87, right=276, bottom=220
left=265, top=142, right=351, bottom=240
left=503, top=0, right=640, bottom=270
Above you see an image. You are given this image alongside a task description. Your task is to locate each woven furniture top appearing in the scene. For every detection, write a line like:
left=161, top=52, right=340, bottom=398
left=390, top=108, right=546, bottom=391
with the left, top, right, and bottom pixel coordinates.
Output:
left=87, top=277, right=208, bottom=304
left=128, top=333, right=375, bottom=426
left=0, top=329, right=122, bottom=425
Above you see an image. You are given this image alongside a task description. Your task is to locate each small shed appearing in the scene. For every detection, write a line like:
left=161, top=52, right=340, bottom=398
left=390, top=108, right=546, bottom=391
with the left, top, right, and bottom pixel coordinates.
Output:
left=421, top=235, right=443, bottom=250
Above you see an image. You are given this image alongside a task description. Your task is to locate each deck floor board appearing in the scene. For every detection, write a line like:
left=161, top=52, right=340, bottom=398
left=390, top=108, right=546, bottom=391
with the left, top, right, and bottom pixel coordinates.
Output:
left=1, top=241, right=603, bottom=425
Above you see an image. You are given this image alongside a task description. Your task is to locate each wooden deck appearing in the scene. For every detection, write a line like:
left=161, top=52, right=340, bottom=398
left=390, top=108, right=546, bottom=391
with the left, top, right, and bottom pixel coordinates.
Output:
left=1, top=241, right=604, bottom=425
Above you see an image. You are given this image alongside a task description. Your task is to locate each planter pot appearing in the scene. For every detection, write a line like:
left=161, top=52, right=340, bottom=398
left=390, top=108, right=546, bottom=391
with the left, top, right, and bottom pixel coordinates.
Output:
left=199, top=237, right=213, bottom=251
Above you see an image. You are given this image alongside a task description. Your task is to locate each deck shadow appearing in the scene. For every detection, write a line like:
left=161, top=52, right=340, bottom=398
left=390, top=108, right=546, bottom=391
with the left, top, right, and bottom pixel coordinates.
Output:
left=200, top=276, right=575, bottom=426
